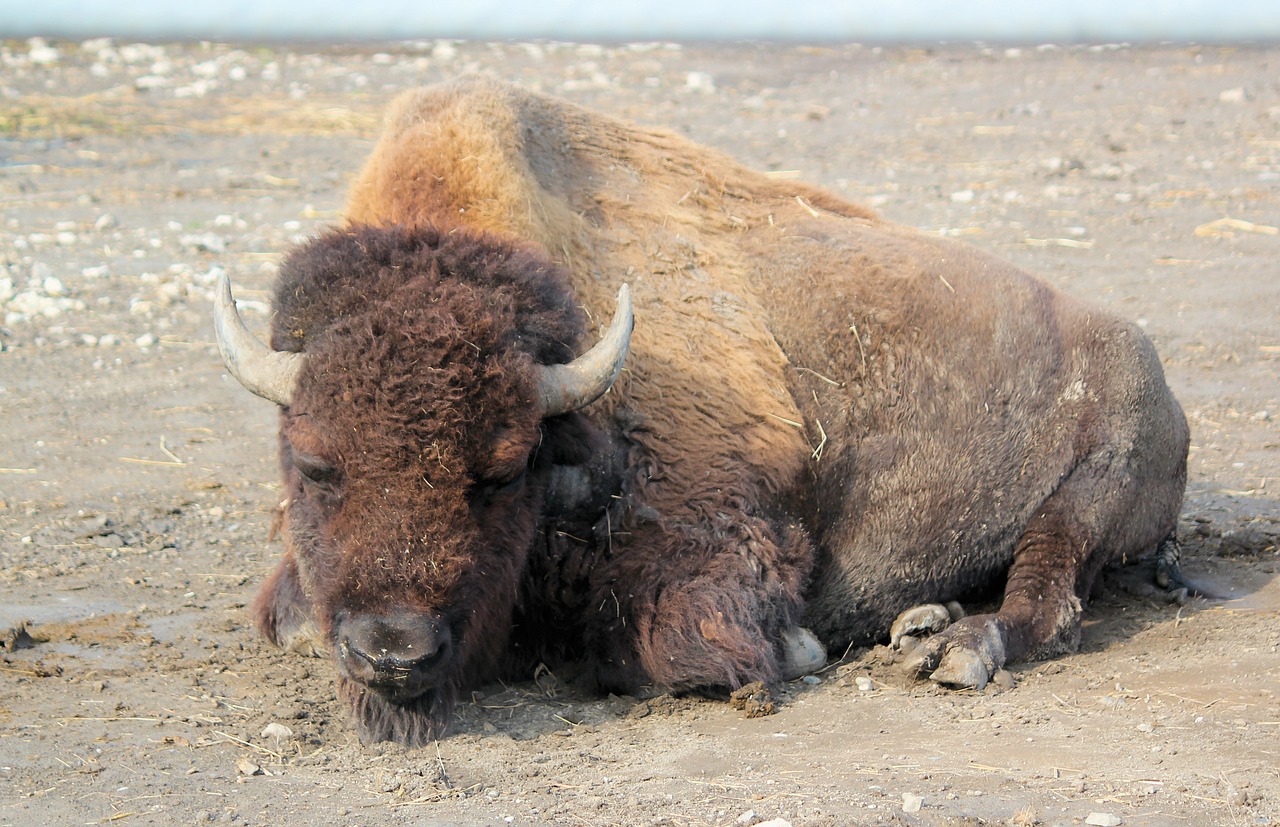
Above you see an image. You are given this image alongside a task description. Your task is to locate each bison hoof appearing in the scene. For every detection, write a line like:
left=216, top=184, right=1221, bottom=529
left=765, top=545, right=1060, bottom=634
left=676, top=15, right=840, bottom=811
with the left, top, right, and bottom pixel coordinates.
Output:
left=900, top=615, right=1005, bottom=691
left=928, top=648, right=991, bottom=689
left=778, top=626, right=826, bottom=680
left=890, top=603, right=957, bottom=650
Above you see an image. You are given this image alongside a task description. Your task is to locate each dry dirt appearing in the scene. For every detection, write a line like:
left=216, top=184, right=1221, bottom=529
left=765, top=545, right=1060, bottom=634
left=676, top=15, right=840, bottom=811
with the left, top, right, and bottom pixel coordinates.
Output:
left=1, top=38, right=1278, bottom=827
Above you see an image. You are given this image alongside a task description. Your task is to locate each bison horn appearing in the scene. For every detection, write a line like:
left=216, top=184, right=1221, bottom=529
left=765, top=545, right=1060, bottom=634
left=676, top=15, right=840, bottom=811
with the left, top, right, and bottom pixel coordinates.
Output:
left=537, top=284, right=634, bottom=416
left=213, top=270, right=305, bottom=407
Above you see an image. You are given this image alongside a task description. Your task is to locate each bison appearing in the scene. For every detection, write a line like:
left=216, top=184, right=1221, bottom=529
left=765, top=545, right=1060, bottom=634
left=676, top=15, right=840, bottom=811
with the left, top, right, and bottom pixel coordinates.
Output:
left=214, top=76, right=1190, bottom=745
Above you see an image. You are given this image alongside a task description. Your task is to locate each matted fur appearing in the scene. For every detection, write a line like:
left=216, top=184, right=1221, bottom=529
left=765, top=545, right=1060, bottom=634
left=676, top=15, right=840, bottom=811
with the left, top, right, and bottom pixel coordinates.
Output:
left=247, top=76, right=1189, bottom=745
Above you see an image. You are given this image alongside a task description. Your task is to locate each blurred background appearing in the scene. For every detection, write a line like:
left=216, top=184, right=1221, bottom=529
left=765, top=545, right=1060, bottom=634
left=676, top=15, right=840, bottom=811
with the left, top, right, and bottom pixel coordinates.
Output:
left=3, top=0, right=1278, bottom=43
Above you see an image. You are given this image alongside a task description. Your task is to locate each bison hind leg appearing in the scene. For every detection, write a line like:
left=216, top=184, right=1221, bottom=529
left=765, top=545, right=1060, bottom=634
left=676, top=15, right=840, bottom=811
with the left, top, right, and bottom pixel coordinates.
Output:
left=1102, top=533, right=1225, bottom=605
left=1154, top=534, right=1225, bottom=601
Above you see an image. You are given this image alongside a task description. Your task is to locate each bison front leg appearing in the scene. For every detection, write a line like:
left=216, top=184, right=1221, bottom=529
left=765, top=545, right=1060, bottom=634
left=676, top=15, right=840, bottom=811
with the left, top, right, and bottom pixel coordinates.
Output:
left=900, top=508, right=1093, bottom=689
left=253, top=548, right=326, bottom=658
left=587, top=518, right=821, bottom=693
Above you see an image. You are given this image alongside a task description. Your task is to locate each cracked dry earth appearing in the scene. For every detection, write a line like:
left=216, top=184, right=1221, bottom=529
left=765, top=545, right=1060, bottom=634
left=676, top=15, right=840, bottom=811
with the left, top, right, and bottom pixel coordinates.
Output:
left=1, top=37, right=1278, bottom=827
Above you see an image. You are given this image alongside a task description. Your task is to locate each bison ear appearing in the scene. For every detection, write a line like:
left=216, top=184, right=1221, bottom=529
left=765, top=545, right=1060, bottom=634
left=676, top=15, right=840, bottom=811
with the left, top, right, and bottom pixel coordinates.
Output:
left=484, top=425, right=537, bottom=482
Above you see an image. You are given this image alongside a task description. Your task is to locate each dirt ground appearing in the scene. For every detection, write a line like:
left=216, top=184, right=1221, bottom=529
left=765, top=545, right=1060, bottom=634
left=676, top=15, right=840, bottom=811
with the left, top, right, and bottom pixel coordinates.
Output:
left=1, top=38, right=1278, bottom=827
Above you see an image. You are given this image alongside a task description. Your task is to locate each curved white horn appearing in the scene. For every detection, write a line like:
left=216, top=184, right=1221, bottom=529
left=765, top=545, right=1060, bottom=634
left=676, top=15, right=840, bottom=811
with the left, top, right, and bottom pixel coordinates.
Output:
left=213, top=271, right=305, bottom=406
left=537, top=284, right=634, bottom=415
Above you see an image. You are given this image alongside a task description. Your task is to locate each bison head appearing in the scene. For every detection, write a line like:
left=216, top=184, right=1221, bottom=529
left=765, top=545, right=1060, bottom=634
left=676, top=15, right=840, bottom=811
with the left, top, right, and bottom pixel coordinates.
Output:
left=214, top=225, right=631, bottom=743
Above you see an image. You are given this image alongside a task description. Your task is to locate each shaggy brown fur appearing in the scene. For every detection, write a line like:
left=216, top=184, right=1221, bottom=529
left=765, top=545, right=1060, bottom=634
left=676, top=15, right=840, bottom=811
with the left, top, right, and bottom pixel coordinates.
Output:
left=249, top=76, right=1188, bottom=745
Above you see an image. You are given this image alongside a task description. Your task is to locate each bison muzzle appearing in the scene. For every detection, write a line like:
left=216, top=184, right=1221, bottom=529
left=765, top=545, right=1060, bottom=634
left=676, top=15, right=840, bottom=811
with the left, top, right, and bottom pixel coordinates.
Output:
left=215, top=77, right=1191, bottom=746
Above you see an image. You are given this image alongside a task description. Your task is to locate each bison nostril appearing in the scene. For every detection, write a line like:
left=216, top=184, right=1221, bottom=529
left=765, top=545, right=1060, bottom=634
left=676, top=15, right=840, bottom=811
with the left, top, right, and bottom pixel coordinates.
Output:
left=336, top=612, right=452, bottom=692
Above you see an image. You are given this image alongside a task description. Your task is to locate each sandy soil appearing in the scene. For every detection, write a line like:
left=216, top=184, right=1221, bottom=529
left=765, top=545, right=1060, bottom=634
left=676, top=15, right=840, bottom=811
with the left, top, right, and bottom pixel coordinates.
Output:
left=1, top=38, right=1278, bottom=827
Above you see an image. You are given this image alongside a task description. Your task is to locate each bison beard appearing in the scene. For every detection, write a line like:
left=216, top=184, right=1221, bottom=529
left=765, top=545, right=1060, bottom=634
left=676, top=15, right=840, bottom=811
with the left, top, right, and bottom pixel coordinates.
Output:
left=339, top=673, right=454, bottom=747
left=216, top=77, right=1191, bottom=746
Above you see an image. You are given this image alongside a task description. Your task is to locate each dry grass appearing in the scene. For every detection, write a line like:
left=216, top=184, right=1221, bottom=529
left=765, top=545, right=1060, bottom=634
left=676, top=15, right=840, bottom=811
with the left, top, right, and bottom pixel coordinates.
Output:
left=0, top=92, right=380, bottom=140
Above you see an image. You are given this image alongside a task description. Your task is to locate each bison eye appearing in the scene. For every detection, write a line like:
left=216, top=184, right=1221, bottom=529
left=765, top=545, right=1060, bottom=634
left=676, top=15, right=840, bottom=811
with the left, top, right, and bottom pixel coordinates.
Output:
left=493, top=468, right=528, bottom=494
left=294, top=453, right=340, bottom=487
left=469, top=468, right=528, bottom=506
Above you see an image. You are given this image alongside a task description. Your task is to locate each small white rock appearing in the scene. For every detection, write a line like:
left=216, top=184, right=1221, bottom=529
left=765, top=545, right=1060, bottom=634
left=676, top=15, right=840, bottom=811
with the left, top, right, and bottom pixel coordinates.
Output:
left=902, top=793, right=924, bottom=813
left=135, top=332, right=157, bottom=347
left=135, top=75, right=170, bottom=90
left=192, top=59, right=220, bottom=79
left=950, top=189, right=975, bottom=203
left=1219, top=87, right=1246, bottom=103
left=752, top=820, right=792, bottom=827
left=685, top=71, right=716, bottom=93
left=181, top=232, right=227, bottom=254
left=1085, top=813, right=1123, bottom=827
left=855, top=676, right=874, bottom=691
left=156, top=282, right=185, bottom=306
left=260, top=722, right=294, bottom=741
left=28, top=41, right=61, bottom=66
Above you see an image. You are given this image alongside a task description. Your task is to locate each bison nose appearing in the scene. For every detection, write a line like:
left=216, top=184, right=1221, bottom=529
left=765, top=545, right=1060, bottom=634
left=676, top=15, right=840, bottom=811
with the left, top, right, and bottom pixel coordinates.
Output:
left=335, top=612, right=452, bottom=698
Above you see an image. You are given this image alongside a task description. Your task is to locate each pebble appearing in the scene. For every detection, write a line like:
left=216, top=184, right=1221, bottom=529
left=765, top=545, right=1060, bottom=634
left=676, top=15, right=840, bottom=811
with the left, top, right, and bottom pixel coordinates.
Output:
left=685, top=71, right=716, bottom=93
left=855, top=676, right=874, bottom=691
left=1085, top=813, right=1123, bottom=827
left=260, top=722, right=293, bottom=741
left=181, top=232, right=227, bottom=253
left=902, top=793, right=924, bottom=813
left=235, top=757, right=262, bottom=776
